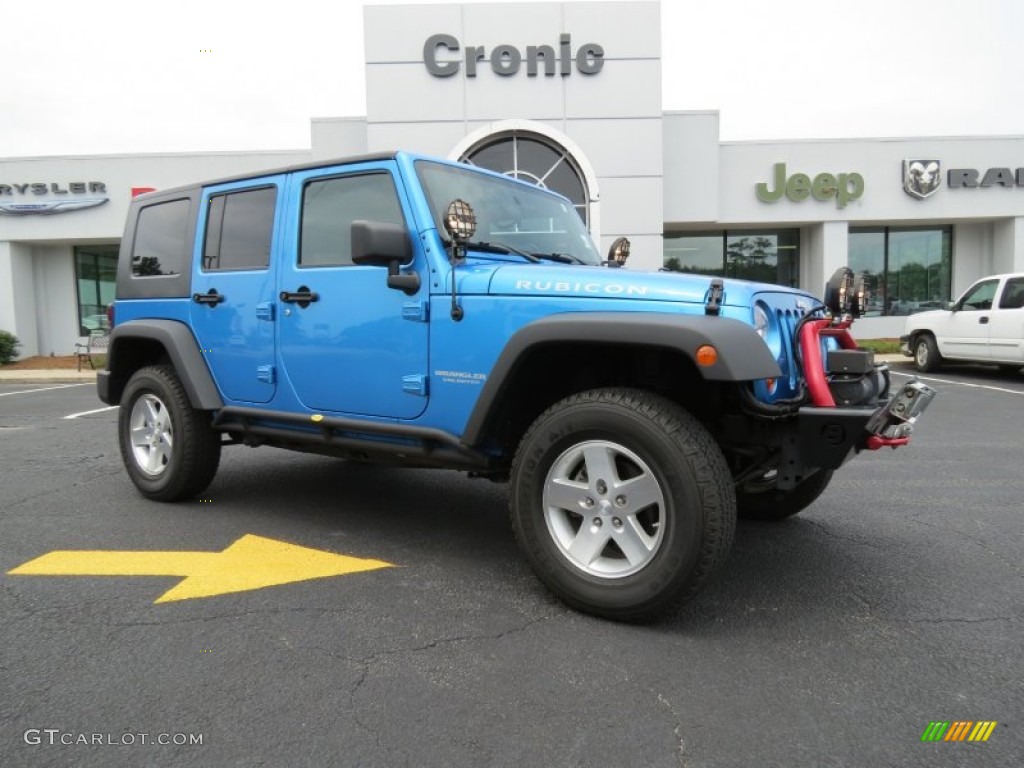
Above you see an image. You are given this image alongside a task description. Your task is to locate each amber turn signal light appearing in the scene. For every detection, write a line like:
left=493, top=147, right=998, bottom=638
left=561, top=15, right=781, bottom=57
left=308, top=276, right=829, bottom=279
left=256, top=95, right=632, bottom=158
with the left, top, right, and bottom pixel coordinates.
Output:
left=695, top=345, right=718, bottom=367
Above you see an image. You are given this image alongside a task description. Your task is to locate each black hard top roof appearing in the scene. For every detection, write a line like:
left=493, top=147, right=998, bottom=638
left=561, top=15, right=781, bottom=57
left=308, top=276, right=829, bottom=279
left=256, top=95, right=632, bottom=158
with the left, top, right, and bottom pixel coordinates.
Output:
left=134, top=151, right=400, bottom=202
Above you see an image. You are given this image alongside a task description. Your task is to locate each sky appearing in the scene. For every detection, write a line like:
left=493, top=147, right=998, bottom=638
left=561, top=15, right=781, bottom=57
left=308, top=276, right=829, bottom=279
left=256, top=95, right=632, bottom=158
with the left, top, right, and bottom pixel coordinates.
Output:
left=2, top=0, right=1022, bottom=159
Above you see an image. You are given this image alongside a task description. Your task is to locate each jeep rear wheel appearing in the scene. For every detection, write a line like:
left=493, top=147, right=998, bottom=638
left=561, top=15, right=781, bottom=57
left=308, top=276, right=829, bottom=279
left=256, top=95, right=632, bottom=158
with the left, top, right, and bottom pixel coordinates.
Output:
left=510, top=388, right=735, bottom=622
left=736, top=469, right=833, bottom=521
left=118, top=365, right=221, bottom=501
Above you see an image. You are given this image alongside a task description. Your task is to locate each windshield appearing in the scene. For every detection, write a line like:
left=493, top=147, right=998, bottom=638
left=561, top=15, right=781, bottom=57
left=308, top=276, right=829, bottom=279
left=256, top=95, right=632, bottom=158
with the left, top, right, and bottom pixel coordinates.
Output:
left=415, top=160, right=601, bottom=265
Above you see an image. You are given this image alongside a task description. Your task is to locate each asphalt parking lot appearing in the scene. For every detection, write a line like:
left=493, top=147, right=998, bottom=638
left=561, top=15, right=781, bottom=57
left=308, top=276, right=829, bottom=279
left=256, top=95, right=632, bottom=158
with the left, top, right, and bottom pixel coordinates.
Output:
left=1, top=364, right=1021, bottom=767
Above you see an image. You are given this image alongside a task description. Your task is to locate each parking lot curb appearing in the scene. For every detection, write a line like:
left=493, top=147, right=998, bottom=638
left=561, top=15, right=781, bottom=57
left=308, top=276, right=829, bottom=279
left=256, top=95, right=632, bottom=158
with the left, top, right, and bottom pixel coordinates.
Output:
left=0, top=369, right=97, bottom=382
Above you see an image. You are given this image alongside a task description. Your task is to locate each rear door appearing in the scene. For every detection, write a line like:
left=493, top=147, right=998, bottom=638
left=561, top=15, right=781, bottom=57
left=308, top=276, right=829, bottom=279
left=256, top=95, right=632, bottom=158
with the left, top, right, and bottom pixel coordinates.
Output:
left=189, top=177, right=283, bottom=403
left=277, top=161, right=430, bottom=418
left=938, top=278, right=999, bottom=361
left=988, top=276, right=1024, bottom=363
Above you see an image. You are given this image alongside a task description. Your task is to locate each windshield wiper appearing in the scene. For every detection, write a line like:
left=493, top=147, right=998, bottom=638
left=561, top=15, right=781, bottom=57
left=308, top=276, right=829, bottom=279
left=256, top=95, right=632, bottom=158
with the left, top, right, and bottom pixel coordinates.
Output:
left=531, top=252, right=585, bottom=265
left=463, top=240, right=541, bottom=263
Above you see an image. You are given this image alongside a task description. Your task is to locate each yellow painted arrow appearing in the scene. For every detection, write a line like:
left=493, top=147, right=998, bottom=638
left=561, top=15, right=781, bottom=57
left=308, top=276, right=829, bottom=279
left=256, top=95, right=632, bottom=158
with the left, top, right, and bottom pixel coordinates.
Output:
left=7, top=534, right=394, bottom=603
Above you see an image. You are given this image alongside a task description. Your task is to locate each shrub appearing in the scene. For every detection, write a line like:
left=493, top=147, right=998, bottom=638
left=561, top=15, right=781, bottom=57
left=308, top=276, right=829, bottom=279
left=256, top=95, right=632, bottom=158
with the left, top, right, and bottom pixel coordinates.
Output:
left=0, top=330, right=21, bottom=365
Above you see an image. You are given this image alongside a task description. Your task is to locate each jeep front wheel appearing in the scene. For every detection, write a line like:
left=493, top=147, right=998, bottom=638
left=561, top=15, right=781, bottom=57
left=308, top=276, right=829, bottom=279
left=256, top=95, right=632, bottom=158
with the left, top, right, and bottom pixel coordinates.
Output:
left=118, top=365, right=221, bottom=501
left=510, top=388, right=735, bottom=622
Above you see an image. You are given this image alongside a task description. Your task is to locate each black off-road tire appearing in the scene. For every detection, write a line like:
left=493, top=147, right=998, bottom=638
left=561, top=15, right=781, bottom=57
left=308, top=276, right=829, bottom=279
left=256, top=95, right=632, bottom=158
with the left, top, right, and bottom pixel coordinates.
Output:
left=118, top=365, right=221, bottom=501
left=509, top=388, right=736, bottom=622
left=913, top=334, right=942, bottom=373
left=736, top=469, right=833, bottom=522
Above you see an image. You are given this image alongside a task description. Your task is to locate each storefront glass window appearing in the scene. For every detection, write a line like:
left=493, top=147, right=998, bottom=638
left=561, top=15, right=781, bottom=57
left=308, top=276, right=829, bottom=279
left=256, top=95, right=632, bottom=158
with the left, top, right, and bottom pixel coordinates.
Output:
left=663, top=230, right=799, bottom=287
left=74, top=245, right=118, bottom=334
left=849, top=227, right=951, bottom=316
left=663, top=233, right=723, bottom=276
left=848, top=229, right=885, bottom=316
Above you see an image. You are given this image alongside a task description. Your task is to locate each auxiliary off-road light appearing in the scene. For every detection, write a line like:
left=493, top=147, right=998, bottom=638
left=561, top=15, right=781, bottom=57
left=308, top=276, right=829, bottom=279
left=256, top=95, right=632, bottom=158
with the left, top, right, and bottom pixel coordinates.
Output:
left=824, top=266, right=856, bottom=317
left=607, top=237, right=630, bottom=266
left=444, top=199, right=476, bottom=242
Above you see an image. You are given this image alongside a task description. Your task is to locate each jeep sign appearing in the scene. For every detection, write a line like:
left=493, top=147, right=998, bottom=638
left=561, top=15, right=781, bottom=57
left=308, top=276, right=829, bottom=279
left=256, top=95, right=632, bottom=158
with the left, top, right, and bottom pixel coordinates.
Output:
left=755, top=163, right=864, bottom=209
left=423, top=33, right=604, bottom=77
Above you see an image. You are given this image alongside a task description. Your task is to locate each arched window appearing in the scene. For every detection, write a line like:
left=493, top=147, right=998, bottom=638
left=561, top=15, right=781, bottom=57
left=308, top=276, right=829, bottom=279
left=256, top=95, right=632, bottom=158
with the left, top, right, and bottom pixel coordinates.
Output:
left=459, top=132, right=591, bottom=228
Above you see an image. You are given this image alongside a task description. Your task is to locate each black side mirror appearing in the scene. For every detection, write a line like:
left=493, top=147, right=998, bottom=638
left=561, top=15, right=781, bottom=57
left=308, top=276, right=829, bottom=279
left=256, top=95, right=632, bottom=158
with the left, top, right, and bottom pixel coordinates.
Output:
left=351, top=220, right=419, bottom=295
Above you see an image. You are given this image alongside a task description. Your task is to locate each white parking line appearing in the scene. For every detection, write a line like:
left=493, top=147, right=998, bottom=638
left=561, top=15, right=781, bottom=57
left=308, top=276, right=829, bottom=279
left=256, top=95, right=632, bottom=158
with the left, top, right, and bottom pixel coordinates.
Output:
left=890, top=370, right=1024, bottom=396
left=63, top=405, right=119, bottom=420
left=0, top=383, right=91, bottom=398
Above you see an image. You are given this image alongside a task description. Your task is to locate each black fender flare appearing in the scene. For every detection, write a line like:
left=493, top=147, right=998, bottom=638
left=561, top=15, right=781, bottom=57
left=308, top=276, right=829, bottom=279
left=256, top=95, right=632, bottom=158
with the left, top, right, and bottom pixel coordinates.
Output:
left=461, top=312, right=781, bottom=444
left=98, top=319, right=223, bottom=409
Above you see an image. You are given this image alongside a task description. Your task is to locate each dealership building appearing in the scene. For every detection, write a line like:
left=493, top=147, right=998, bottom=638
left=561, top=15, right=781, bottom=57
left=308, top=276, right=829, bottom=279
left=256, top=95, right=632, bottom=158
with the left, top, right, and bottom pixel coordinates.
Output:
left=2, top=0, right=1023, bottom=357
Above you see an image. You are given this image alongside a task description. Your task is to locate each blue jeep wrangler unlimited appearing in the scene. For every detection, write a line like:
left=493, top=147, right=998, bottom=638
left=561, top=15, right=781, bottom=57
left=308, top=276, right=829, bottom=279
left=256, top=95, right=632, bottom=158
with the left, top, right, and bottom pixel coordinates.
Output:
left=99, top=152, right=932, bottom=620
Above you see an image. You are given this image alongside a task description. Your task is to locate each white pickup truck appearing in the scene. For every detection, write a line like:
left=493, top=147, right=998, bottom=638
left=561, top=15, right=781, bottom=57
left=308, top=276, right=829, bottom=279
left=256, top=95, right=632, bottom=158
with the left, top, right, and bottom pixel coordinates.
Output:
left=901, top=273, right=1024, bottom=372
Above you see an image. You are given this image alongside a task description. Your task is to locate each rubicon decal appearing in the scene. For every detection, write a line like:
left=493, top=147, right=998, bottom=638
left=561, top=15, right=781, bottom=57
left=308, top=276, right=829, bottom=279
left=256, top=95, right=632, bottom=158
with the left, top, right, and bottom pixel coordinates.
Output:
left=514, top=280, right=648, bottom=296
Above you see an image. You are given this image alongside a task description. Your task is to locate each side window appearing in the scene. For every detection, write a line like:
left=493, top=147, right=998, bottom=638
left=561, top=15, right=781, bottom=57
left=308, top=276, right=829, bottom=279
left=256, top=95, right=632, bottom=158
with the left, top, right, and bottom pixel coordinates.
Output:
left=132, top=199, right=190, bottom=276
left=300, top=173, right=405, bottom=267
left=957, top=280, right=998, bottom=311
left=203, top=186, right=276, bottom=271
left=997, top=277, right=1024, bottom=310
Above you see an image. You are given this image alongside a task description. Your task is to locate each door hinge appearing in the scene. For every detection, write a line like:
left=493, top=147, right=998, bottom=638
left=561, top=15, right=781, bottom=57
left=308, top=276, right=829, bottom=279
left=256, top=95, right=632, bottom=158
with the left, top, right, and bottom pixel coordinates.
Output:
left=402, top=374, right=428, bottom=397
left=256, top=302, right=275, bottom=321
left=402, top=300, right=429, bottom=323
left=256, top=365, right=276, bottom=384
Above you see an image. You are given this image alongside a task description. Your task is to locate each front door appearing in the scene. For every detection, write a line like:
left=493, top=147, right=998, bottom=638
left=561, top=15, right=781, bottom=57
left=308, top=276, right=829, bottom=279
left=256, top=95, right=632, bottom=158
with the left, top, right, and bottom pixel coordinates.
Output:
left=938, top=278, right=999, bottom=361
left=988, top=276, right=1024, bottom=363
left=190, top=179, right=283, bottom=403
left=277, top=162, right=429, bottom=419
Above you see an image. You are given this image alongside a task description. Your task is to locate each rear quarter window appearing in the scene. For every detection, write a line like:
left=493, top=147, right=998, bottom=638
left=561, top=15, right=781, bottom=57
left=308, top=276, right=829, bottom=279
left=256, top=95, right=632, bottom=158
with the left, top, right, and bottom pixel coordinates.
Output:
left=132, top=198, right=191, bottom=277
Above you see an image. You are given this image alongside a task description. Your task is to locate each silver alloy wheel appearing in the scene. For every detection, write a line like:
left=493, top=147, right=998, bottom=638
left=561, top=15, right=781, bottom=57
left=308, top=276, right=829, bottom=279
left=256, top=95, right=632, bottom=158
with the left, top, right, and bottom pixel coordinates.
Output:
left=129, top=393, right=174, bottom=477
left=542, top=439, right=666, bottom=578
left=915, top=339, right=929, bottom=368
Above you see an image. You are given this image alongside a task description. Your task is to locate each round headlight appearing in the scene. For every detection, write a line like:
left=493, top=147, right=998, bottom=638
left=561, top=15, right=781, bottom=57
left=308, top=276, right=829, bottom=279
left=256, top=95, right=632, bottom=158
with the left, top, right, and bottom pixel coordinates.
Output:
left=753, top=304, right=770, bottom=338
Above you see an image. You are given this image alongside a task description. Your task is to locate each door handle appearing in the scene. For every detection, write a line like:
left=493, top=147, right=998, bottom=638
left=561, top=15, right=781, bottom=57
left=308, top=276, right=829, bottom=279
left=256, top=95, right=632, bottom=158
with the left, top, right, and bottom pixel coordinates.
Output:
left=279, top=286, right=319, bottom=309
left=192, top=289, right=225, bottom=305
left=979, top=316, right=989, bottom=324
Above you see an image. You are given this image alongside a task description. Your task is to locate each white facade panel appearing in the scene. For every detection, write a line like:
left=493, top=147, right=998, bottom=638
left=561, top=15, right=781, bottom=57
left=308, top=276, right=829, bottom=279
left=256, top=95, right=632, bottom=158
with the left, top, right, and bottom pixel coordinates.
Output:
left=564, top=59, right=661, bottom=119
left=662, top=112, right=720, bottom=223
left=565, top=119, right=662, bottom=178
left=461, top=3, right=564, bottom=50
left=367, top=121, right=474, bottom=157
left=33, top=245, right=77, bottom=356
left=463, top=71, right=567, bottom=121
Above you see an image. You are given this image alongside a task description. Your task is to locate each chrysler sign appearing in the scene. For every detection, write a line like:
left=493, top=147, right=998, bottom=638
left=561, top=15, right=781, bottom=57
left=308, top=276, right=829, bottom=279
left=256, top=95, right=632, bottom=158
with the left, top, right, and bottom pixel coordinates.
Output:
left=0, top=181, right=109, bottom=216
